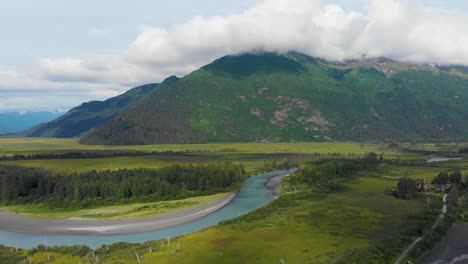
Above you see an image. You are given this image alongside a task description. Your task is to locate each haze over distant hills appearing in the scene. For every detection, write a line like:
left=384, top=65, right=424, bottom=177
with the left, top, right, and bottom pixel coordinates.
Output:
left=0, top=112, right=61, bottom=134
left=72, top=52, right=468, bottom=145
left=21, top=83, right=160, bottom=138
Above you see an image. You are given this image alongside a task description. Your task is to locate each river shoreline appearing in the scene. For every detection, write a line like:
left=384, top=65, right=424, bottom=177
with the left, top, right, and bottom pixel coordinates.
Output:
left=0, top=193, right=237, bottom=236
left=265, top=172, right=292, bottom=196
left=0, top=169, right=296, bottom=249
left=426, top=156, right=463, bottom=163
left=0, top=170, right=294, bottom=237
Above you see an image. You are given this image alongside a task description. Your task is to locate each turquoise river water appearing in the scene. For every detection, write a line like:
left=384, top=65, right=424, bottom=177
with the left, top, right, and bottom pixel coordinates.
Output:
left=0, top=169, right=296, bottom=249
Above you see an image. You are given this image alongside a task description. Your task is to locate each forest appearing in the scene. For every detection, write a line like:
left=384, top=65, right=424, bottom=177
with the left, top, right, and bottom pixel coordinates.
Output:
left=0, top=163, right=245, bottom=207
left=0, top=151, right=153, bottom=161
left=291, top=152, right=382, bottom=192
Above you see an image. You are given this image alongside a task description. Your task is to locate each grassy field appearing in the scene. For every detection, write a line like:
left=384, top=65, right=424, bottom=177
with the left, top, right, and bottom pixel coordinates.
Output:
left=0, top=138, right=394, bottom=155
left=7, top=160, right=457, bottom=264
left=0, top=156, right=173, bottom=174
left=0, top=153, right=308, bottom=174
left=397, top=142, right=464, bottom=152
left=0, top=140, right=465, bottom=264
left=0, top=138, right=419, bottom=175
left=0, top=193, right=231, bottom=220
left=120, top=164, right=439, bottom=264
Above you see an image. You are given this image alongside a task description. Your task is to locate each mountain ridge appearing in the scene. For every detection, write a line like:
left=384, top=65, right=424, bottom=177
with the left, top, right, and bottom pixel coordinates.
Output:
left=21, top=83, right=159, bottom=138
left=79, top=52, right=468, bottom=145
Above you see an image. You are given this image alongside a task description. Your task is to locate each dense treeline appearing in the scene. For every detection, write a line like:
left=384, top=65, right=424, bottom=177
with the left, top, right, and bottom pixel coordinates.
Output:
left=290, top=152, right=381, bottom=192
left=0, top=151, right=153, bottom=161
left=0, top=149, right=242, bottom=161
left=395, top=177, right=418, bottom=200
left=432, top=171, right=463, bottom=185
left=0, top=151, right=215, bottom=161
left=0, top=163, right=245, bottom=207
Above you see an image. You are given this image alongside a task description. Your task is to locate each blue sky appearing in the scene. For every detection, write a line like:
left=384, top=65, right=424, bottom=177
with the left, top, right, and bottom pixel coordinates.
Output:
left=0, top=0, right=256, bottom=67
left=2, top=0, right=466, bottom=68
left=1, top=0, right=467, bottom=112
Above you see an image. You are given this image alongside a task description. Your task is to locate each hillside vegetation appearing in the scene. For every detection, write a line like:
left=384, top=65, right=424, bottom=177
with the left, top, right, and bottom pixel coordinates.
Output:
left=80, top=52, right=468, bottom=145
left=21, top=83, right=159, bottom=138
left=0, top=163, right=244, bottom=208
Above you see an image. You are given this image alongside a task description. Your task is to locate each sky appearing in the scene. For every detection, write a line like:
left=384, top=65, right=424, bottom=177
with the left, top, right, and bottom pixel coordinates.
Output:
left=1, top=0, right=468, bottom=113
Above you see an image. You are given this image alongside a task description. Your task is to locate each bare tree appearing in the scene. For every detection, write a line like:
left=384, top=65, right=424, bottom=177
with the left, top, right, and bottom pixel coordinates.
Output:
left=134, top=249, right=142, bottom=264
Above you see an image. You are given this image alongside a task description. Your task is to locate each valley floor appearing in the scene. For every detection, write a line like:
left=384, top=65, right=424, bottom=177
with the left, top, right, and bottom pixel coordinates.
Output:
left=0, top=139, right=466, bottom=264
left=6, top=163, right=454, bottom=264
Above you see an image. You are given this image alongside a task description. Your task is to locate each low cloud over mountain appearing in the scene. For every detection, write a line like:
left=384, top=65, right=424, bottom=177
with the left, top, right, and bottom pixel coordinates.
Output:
left=2, top=0, right=468, bottom=111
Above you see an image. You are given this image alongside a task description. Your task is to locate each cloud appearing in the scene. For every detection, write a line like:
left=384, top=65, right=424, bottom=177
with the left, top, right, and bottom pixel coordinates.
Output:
left=0, top=69, right=125, bottom=112
left=1, top=0, right=468, bottom=112
left=36, top=56, right=159, bottom=85
left=123, top=0, right=468, bottom=66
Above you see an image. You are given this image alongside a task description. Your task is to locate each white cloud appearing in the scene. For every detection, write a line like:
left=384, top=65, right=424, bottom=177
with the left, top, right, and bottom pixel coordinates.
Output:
left=1, top=0, right=468, bottom=112
left=0, top=69, right=125, bottom=112
left=122, top=0, right=468, bottom=66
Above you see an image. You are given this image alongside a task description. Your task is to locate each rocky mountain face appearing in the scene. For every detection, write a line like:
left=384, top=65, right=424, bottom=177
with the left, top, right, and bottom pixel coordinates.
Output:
left=78, top=52, right=468, bottom=145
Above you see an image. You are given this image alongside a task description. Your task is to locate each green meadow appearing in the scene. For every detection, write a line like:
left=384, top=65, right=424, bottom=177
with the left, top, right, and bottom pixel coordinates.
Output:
left=0, top=156, right=172, bottom=174
left=0, top=192, right=231, bottom=220
left=0, top=138, right=393, bottom=155
left=9, top=162, right=456, bottom=264
left=0, top=138, right=417, bottom=175
left=0, top=139, right=466, bottom=264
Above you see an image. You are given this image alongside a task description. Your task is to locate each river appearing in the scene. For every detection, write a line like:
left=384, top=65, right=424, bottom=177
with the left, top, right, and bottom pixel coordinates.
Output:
left=0, top=168, right=297, bottom=249
left=426, top=157, right=463, bottom=163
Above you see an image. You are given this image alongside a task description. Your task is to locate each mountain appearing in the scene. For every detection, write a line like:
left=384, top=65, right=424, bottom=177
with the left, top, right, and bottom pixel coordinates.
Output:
left=80, top=52, right=468, bottom=145
left=22, top=83, right=160, bottom=138
left=0, top=112, right=61, bottom=134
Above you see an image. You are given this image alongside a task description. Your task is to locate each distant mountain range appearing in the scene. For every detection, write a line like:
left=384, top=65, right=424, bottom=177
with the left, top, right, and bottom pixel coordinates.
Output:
left=0, top=112, right=61, bottom=134
left=21, top=52, right=468, bottom=144
left=20, top=83, right=159, bottom=138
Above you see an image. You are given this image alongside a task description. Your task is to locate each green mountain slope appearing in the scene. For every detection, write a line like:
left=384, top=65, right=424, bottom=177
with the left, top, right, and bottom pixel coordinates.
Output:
left=80, top=53, right=468, bottom=145
left=22, top=83, right=159, bottom=138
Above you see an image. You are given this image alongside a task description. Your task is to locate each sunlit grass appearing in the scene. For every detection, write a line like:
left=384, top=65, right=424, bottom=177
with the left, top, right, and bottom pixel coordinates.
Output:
left=0, top=138, right=395, bottom=155
left=0, top=138, right=413, bottom=174
left=13, top=163, right=450, bottom=264
left=1, top=139, right=465, bottom=263
left=0, top=156, right=173, bottom=174
left=0, top=193, right=231, bottom=221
